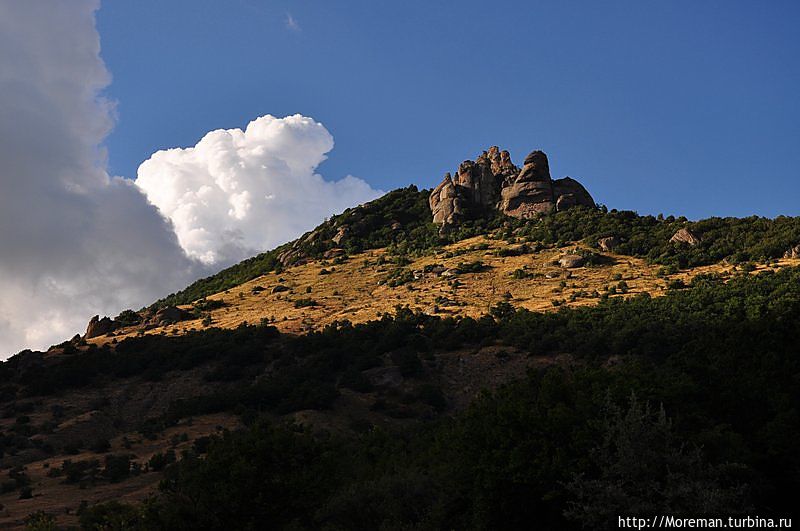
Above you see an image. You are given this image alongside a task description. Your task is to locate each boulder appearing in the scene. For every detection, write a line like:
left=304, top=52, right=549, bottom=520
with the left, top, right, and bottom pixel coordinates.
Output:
left=552, top=177, right=594, bottom=210
left=323, top=248, right=346, bottom=259
left=598, top=236, right=620, bottom=252
left=271, top=285, right=290, bottom=294
left=670, top=228, right=701, bottom=246
left=558, top=254, right=585, bottom=268
left=498, top=151, right=556, bottom=219
left=331, top=225, right=349, bottom=245
left=85, top=315, right=116, bottom=339
left=153, top=306, right=190, bottom=325
left=784, top=244, right=800, bottom=259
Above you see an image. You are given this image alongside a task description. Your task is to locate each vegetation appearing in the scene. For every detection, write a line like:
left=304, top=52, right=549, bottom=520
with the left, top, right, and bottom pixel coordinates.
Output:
left=150, top=189, right=800, bottom=311
left=5, top=265, right=800, bottom=527
left=150, top=186, right=512, bottom=307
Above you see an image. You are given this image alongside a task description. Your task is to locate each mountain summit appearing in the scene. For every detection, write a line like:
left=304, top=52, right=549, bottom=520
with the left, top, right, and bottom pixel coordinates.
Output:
left=429, top=147, right=594, bottom=225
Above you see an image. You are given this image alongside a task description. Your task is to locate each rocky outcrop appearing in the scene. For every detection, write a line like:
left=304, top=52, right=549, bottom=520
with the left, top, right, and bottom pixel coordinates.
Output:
left=85, top=315, right=116, bottom=339
left=670, top=228, right=701, bottom=246
left=331, top=226, right=349, bottom=245
left=784, top=244, right=800, bottom=259
left=430, top=147, right=594, bottom=225
left=429, top=174, right=467, bottom=225
left=152, top=306, right=191, bottom=325
left=499, top=151, right=556, bottom=218
left=598, top=236, right=620, bottom=252
left=558, top=254, right=585, bottom=268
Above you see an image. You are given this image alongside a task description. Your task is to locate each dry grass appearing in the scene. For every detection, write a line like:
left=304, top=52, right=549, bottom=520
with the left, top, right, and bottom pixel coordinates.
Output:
left=93, top=236, right=798, bottom=344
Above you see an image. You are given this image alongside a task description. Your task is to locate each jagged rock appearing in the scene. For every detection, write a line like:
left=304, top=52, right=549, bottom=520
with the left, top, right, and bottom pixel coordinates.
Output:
left=453, top=159, right=501, bottom=209
left=558, top=254, right=585, bottom=268
left=153, top=306, right=190, bottom=325
left=784, top=244, right=800, bottom=259
left=331, top=226, right=349, bottom=245
left=85, top=315, right=116, bottom=339
left=499, top=151, right=556, bottom=218
left=432, top=148, right=594, bottom=224
left=429, top=173, right=467, bottom=225
left=278, top=248, right=304, bottom=267
left=598, top=236, right=620, bottom=252
left=670, top=228, right=701, bottom=246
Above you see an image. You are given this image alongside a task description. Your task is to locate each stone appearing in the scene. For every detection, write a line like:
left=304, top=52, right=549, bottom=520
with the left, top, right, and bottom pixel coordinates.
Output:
left=331, top=225, right=349, bottom=245
left=558, top=254, right=585, bottom=268
left=271, top=285, right=290, bottom=294
left=85, top=315, right=116, bottom=339
left=431, top=148, right=594, bottom=224
left=323, top=248, right=346, bottom=259
left=670, top=228, right=701, bottom=246
left=552, top=177, right=594, bottom=210
left=784, top=244, right=800, bottom=259
left=153, top=306, right=191, bottom=324
left=598, top=236, right=620, bottom=252
left=429, top=173, right=467, bottom=225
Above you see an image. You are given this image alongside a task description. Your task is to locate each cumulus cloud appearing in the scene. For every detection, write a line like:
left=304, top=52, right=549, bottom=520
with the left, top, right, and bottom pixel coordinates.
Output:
left=0, top=2, right=381, bottom=358
left=135, top=115, right=381, bottom=265
left=0, top=1, right=202, bottom=357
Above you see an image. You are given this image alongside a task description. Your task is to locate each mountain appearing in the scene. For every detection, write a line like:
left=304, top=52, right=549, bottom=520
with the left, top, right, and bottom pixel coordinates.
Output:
left=1, top=147, right=800, bottom=529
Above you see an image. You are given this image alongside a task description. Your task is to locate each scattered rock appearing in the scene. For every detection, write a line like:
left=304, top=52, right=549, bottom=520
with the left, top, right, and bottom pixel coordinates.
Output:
left=558, top=254, right=586, bottom=268
left=85, top=315, right=116, bottom=339
left=598, top=236, right=620, bottom=252
left=670, top=228, right=701, bottom=246
left=784, top=244, right=800, bottom=259
left=271, top=285, right=290, bottom=294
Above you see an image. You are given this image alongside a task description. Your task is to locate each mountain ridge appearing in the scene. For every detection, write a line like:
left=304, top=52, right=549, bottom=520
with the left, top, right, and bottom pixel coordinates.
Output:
left=2, top=147, right=800, bottom=528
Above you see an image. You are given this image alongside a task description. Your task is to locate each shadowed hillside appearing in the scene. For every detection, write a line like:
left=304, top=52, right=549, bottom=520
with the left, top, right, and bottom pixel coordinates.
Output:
left=3, top=155, right=800, bottom=527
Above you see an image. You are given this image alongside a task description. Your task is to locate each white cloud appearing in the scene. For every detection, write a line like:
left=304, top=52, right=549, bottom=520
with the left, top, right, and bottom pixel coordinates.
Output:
left=285, top=12, right=301, bottom=31
left=135, top=115, right=382, bottom=265
left=0, top=2, right=381, bottom=358
left=0, top=1, right=202, bottom=357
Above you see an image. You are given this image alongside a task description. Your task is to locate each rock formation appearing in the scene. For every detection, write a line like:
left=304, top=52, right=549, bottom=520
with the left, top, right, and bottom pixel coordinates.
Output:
left=85, top=315, right=116, bottom=339
left=429, top=147, right=594, bottom=225
left=598, top=236, right=620, bottom=252
left=558, top=254, right=585, bottom=268
left=670, top=228, right=701, bottom=246
left=152, top=306, right=191, bottom=325
left=784, top=244, right=800, bottom=259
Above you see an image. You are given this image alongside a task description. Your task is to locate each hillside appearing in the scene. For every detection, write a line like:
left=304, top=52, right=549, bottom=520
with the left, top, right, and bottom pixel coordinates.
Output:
left=89, top=235, right=797, bottom=343
left=1, top=149, right=800, bottom=528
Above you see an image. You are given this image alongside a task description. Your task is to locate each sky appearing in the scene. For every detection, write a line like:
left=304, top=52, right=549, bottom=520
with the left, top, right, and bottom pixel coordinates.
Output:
left=0, top=0, right=799, bottom=357
left=97, top=0, right=800, bottom=218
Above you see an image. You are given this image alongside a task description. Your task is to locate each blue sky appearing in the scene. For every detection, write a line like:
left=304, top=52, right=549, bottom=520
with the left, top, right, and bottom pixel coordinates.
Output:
left=97, top=0, right=800, bottom=219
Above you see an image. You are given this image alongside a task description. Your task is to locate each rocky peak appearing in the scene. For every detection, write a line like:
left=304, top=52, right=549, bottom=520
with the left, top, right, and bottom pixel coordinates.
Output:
left=85, top=315, right=116, bottom=339
left=429, top=147, right=594, bottom=225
